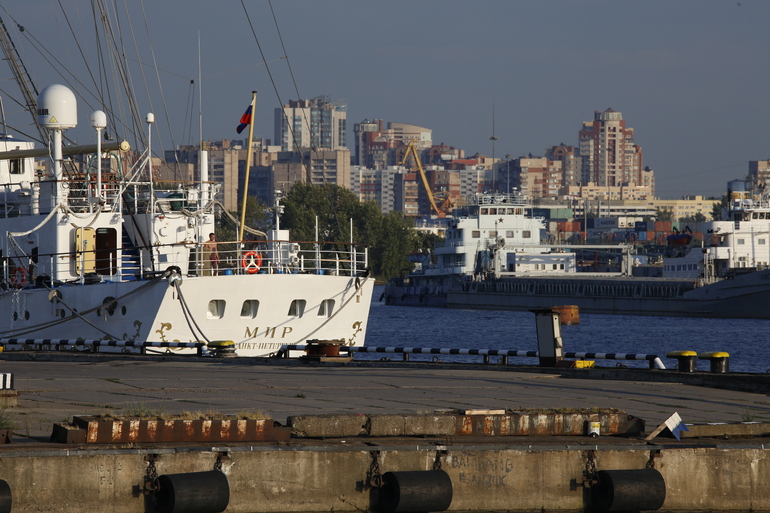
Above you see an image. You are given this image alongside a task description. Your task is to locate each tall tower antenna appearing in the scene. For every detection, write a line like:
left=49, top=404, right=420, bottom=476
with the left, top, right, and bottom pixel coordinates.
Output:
left=489, top=100, right=499, bottom=191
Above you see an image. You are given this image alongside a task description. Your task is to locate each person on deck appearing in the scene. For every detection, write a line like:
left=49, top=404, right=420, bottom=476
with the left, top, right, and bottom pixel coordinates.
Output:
left=204, top=233, right=219, bottom=276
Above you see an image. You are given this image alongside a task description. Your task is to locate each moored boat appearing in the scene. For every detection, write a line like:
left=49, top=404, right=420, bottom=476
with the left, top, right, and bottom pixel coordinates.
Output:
left=384, top=187, right=770, bottom=319
left=0, top=85, right=374, bottom=356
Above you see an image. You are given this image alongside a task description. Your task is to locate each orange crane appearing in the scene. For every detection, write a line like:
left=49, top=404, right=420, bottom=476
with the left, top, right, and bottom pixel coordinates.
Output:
left=400, top=140, right=446, bottom=217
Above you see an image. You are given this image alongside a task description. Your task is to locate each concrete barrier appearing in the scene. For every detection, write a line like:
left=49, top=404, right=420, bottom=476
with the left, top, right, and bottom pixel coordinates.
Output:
left=0, top=443, right=770, bottom=512
left=288, top=411, right=644, bottom=438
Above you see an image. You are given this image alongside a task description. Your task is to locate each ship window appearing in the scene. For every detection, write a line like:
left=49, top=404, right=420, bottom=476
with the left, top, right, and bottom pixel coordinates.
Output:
left=553, top=264, right=557, bottom=270
left=489, top=208, right=497, bottom=215
left=753, top=213, right=759, bottom=219
left=240, top=300, right=259, bottom=318
left=288, top=299, right=306, bottom=317
left=207, top=300, right=225, bottom=319
left=515, top=208, right=522, bottom=215
left=9, top=159, right=23, bottom=175
left=472, top=231, right=480, bottom=238
left=480, top=208, right=488, bottom=215
left=318, top=299, right=335, bottom=317
left=760, top=239, right=766, bottom=245
left=489, top=230, right=497, bottom=238
left=522, top=231, right=531, bottom=238
left=560, top=264, right=565, bottom=269
left=737, top=238, right=745, bottom=245
left=506, top=231, right=514, bottom=238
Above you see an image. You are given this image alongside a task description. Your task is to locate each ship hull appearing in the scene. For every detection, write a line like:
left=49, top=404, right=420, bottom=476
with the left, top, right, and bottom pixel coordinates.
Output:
left=1, top=273, right=375, bottom=356
left=385, top=269, right=770, bottom=319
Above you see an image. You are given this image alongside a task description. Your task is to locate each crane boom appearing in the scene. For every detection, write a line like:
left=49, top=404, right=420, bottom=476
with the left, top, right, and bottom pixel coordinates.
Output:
left=400, top=140, right=443, bottom=217
left=0, top=16, right=45, bottom=141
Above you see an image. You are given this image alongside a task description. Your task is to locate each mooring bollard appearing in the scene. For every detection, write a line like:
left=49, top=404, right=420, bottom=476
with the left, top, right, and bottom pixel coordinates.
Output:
left=379, top=470, right=452, bottom=513
left=590, top=469, right=666, bottom=512
left=698, top=351, right=730, bottom=373
left=155, top=471, right=229, bottom=513
left=666, top=350, right=698, bottom=373
left=208, top=340, right=236, bottom=358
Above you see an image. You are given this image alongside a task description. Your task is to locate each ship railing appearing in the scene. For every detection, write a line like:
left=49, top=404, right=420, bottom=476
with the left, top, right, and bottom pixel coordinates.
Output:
left=1, top=238, right=369, bottom=287
left=208, top=240, right=368, bottom=277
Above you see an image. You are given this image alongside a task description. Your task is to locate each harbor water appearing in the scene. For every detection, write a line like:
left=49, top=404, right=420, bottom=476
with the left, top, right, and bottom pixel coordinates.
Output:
left=365, top=286, right=770, bottom=373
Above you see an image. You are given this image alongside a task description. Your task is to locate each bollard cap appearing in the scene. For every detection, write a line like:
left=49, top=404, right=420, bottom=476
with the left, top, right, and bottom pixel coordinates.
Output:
left=666, top=350, right=697, bottom=357
left=698, top=351, right=729, bottom=359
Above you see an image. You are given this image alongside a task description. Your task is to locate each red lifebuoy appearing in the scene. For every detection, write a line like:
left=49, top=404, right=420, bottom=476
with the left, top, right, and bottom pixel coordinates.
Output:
left=10, top=267, right=27, bottom=288
left=242, top=251, right=263, bottom=274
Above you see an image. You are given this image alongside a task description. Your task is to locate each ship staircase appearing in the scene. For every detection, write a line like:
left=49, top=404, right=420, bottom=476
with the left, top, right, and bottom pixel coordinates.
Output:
left=120, top=227, right=141, bottom=281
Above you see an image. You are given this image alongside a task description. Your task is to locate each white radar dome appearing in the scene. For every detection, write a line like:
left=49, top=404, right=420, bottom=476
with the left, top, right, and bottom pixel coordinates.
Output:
left=37, top=84, right=77, bottom=129
left=90, top=110, right=107, bottom=129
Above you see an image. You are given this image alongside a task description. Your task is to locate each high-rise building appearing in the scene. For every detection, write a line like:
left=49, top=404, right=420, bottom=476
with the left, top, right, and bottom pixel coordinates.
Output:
left=353, top=119, right=383, bottom=166
left=749, top=160, right=770, bottom=187
left=579, top=108, right=644, bottom=187
left=509, top=157, right=563, bottom=200
left=275, top=96, right=347, bottom=152
left=545, top=144, right=580, bottom=188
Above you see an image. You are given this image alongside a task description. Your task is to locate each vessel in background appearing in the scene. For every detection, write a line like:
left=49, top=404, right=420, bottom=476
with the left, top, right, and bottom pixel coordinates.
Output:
left=384, top=187, right=770, bottom=319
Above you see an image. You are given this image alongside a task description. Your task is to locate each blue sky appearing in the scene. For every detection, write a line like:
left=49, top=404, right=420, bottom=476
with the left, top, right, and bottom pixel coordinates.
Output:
left=2, top=0, right=769, bottom=199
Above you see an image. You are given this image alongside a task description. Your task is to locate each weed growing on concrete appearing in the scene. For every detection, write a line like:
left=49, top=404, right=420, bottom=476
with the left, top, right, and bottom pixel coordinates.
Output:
left=741, top=410, right=755, bottom=422
left=295, top=392, right=306, bottom=399
left=123, top=402, right=165, bottom=418
left=237, top=410, right=269, bottom=420
left=0, top=408, right=16, bottom=431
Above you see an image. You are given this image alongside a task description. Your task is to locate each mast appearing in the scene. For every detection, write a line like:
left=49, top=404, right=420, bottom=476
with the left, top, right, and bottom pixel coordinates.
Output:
left=0, top=16, right=45, bottom=141
left=198, top=32, right=209, bottom=210
left=238, top=91, right=257, bottom=243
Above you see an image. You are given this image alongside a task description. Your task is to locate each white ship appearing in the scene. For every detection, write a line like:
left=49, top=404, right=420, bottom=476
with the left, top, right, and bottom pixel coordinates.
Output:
left=0, top=85, right=374, bottom=356
left=384, top=187, right=770, bottom=319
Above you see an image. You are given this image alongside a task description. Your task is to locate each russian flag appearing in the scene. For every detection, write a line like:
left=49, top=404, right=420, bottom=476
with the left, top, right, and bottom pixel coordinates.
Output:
left=664, top=412, right=689, bottom=441
left=236, top=105, right=252, bottom=134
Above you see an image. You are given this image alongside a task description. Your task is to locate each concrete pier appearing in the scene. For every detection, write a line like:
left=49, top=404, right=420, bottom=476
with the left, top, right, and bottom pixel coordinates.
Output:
left=1, top=355, right=770, bottom=512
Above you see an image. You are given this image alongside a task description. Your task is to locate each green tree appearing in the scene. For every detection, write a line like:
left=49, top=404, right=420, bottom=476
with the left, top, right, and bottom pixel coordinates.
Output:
left=216, top=196, right=272, bottom=242
left=680, top=212, right=707, bottom=223
left=369, top=211, right=418, bottom=279
left=710, top=196, right=727, bottom=220
left=280, top=183, right=426, bottom=280
left=655, top=207, right=674, bottom=222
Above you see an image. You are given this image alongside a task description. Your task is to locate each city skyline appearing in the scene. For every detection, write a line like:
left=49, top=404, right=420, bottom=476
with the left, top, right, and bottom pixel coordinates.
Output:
left=3, top=1, right=770, bottom=200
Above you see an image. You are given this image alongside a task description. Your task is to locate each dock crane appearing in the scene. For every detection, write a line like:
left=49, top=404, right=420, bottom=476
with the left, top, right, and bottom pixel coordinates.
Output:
left=400, top=139, right=449, bottom=217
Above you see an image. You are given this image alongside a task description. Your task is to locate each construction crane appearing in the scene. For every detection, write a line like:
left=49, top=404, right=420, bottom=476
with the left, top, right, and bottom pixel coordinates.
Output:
left=400, top=139, right=448, bottom=217
left=0, top=16, right=46, bottom=142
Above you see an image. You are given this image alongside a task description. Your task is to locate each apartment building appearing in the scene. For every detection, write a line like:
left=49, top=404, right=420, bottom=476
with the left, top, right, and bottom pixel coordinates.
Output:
left=509, top=157, right=564, bottom=200
left=275, top=96, right=347, bottom=152
left=579, top=108, right=644, bottom=187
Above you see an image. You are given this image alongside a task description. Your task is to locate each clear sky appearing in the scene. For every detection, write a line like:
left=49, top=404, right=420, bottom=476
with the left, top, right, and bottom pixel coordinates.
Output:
left=2, top=0, right=769, bottom=199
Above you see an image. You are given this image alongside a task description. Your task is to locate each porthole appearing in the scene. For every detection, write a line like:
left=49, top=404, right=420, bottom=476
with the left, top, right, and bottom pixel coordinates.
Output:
left=121, top=306, right=127, bottom=315
left=240, top=300, right=259, bottom=319
left=288, top=299, right=306, bottom=318
left=24, top=311, right=29, bottom=320
left=12, top=312, right=17, bottom=321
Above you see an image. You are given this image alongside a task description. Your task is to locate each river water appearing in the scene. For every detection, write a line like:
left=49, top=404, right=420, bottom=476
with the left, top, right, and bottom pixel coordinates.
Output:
left=364, top=286, right=770, bottom=373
